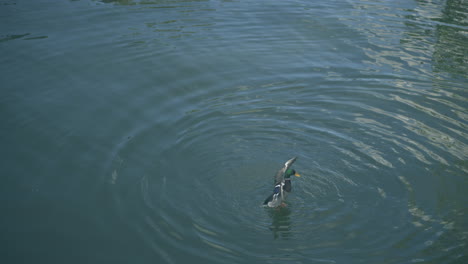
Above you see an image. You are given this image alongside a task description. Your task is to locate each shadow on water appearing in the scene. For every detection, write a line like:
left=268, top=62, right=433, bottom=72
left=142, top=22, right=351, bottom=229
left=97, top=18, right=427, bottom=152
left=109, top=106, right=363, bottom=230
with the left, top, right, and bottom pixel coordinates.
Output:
left=267, top=207, right=292, bottom=240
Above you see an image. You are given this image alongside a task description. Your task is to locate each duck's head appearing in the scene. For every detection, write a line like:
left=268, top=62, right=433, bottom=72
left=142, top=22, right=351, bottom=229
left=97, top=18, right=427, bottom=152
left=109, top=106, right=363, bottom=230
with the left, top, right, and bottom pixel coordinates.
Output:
left=285, top=168, right=301, bottom=178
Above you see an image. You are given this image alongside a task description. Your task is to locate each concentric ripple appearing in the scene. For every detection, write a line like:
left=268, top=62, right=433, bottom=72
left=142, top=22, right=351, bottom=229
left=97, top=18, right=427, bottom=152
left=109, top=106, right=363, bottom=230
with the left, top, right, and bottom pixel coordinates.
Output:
left=108, top=81, right=466, bottom=263
left=1, top=0, right=466, bottom=263
left=99, top=0, right=468, bottom=263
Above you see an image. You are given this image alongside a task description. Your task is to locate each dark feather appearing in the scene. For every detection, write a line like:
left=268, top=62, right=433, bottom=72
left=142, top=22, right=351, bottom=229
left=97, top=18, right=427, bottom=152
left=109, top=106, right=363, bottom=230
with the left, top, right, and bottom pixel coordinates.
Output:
left=283, top=180, right=291, bottom=192
left=263, top=193, right=274, bottom=205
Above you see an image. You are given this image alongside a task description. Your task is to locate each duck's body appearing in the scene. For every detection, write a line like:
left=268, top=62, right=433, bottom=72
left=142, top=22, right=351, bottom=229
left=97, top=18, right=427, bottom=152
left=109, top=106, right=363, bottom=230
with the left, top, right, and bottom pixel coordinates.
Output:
left=263, top=157, right=300, bottom=208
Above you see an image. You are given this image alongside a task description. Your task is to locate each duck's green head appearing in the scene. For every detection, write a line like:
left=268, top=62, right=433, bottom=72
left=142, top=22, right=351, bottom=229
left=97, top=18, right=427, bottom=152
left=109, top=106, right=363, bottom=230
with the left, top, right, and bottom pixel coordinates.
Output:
left=285, top=168, right=301, bottom=178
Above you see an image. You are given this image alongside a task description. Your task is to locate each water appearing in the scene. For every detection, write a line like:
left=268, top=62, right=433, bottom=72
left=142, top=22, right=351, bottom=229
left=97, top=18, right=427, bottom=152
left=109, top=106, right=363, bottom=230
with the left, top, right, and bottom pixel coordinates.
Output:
left=1, top=0, right=467, bottom=263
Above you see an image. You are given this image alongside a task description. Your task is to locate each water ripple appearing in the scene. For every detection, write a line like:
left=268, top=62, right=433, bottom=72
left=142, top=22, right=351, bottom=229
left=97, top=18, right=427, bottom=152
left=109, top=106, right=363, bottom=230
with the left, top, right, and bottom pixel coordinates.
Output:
left=95, top=0, right=468, bottom=263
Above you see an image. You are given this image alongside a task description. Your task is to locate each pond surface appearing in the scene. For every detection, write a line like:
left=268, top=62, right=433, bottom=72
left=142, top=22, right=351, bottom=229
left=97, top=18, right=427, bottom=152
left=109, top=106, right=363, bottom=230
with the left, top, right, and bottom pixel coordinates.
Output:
left=1, top=0, right=467, bottom=263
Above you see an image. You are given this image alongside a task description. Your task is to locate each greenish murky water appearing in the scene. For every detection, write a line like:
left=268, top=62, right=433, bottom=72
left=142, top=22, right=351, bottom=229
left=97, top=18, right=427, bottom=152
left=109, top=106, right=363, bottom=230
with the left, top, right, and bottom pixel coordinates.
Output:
left=1, top=0, right=467, bottom=263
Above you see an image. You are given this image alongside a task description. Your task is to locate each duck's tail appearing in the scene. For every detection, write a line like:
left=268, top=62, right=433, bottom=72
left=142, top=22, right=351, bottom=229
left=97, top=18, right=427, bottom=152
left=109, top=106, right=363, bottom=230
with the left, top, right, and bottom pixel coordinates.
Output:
left=263, top=184, right=282, bottom=205
left=263, top=193, right=274, bottom=205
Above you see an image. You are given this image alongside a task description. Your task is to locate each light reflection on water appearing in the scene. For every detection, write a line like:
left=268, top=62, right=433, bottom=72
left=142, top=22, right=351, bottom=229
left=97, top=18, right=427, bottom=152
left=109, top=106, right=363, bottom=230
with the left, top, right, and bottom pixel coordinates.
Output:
left=1, top=0, right=467, bottom=263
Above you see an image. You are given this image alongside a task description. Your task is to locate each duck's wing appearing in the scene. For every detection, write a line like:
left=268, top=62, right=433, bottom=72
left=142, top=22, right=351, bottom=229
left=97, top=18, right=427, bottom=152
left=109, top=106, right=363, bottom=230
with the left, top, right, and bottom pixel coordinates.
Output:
left=273, top=157, right=297, bottom=185
left=284, top=156, right=297, bottom=170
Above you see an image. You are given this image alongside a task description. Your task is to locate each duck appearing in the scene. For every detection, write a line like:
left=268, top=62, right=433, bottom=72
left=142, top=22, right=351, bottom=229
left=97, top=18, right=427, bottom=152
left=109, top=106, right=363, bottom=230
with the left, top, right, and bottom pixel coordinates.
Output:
left=263, top=157, right=301, bottom=208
